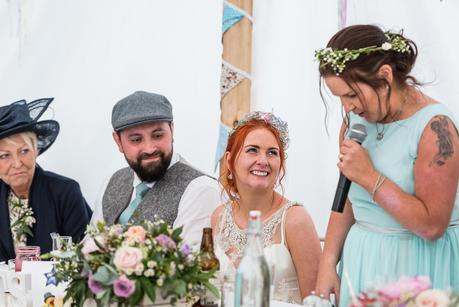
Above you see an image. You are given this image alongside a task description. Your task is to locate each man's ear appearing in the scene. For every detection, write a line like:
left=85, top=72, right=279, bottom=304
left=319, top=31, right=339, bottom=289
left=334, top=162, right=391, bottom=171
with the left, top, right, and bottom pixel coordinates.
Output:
left=112, top=131, right=124, bottom=153
left=169, top=122, right=174, bottom=141
left=377, top=64, right=394, bottom=85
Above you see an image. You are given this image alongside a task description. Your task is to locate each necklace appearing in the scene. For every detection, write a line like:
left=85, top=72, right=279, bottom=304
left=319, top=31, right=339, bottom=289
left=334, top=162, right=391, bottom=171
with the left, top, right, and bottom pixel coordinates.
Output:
left=376, top=123, right=386, bottom=141
left=375, top=94, right=408, bottom=141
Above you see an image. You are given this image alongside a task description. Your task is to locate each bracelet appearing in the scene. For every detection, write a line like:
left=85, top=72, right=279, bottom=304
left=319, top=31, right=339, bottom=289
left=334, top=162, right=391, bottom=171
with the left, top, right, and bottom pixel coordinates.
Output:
left=371, top=173, right=386, bottom=201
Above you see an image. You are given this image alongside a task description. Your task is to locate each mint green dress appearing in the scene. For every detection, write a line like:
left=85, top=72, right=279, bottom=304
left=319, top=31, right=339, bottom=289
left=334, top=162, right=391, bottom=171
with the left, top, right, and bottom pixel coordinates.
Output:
left=339, top=104, right=459, bottom=306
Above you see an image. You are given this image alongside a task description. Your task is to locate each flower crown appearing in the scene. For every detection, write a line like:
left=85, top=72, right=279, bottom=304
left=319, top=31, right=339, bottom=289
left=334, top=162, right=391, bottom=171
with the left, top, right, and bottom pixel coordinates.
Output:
left=230, top=111, right=290, bottom=150
left=315, top=32, right=411, bottom=74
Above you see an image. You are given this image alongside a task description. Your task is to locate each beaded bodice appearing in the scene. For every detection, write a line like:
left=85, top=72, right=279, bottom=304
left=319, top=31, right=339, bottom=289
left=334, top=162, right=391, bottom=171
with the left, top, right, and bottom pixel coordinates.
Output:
left=215, top=201, right=297, bottom=264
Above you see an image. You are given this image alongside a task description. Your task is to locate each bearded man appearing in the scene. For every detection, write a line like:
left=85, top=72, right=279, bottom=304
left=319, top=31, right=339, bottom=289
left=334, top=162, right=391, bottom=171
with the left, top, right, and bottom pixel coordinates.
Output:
left=91, top=91, right=220, bottom=246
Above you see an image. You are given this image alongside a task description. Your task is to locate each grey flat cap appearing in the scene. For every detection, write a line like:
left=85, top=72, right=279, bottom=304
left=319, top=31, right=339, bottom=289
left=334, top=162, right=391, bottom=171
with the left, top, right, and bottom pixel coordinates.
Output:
left=112, top=91, right=173, bottom=131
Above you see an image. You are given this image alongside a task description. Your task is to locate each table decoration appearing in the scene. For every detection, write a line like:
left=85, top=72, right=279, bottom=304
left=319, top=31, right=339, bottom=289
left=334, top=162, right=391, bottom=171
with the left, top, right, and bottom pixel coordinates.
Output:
left=52, top=220, right=218, bottom=306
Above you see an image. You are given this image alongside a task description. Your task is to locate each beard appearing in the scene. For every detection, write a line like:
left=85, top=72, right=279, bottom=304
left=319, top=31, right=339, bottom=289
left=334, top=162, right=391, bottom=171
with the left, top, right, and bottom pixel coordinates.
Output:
left=125, top=150, right=173, bottom=183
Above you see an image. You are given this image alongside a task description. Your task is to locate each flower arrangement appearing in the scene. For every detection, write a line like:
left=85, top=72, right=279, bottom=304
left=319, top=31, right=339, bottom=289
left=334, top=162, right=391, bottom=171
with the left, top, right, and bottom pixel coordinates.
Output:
left=53, top=220, right=218, bottom=306
left=9, top=192, right=35, bottom=246
left=351, top=276, right=459, bottom=307
left=314, top=32, right=411, bottom=74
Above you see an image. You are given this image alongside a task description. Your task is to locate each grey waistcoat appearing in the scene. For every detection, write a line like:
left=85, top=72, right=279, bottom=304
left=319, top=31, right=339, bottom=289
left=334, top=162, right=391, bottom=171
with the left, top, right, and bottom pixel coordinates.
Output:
left=102, top=160, right=207, bottom=226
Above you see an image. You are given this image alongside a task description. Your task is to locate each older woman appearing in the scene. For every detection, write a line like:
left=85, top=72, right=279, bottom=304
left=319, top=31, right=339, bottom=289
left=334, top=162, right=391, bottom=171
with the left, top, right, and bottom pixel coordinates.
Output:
left=0, top=98, right=92, bottom=262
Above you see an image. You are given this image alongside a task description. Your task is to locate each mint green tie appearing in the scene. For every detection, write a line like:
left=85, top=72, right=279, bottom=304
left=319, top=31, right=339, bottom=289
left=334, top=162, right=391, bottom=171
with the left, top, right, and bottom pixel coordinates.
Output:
left=118, top=182, right=150, bottom=224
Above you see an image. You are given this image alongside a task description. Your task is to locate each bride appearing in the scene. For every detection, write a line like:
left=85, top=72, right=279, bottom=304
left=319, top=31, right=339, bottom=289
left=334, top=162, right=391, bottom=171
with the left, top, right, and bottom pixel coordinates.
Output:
left=211, top=111, right=321, bottom=304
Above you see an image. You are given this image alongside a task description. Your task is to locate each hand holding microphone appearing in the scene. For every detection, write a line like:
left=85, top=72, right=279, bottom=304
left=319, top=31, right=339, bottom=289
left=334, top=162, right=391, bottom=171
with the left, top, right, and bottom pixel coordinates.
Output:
left=332, top=124, right=367, bottom=213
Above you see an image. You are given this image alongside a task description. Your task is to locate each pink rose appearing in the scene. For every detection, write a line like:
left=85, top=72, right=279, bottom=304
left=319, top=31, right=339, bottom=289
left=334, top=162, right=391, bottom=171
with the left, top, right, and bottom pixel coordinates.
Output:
left=380, top=283, right=402, bottom=300
left=380, top=276, right=431, bottom=300
left=124, top=226, right=146, bottom=243
left=81, top=236, right=105, bottom=255
left=113, top=247, right=143, bottom=274
left=397, top=276, right=430, bottom=294
left=415, top=289, right=450, bottom=307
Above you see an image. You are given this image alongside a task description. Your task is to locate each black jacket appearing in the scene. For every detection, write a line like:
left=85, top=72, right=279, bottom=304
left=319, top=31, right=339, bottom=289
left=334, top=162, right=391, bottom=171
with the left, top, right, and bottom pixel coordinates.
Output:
left=0, top=165, right=92, bottom=261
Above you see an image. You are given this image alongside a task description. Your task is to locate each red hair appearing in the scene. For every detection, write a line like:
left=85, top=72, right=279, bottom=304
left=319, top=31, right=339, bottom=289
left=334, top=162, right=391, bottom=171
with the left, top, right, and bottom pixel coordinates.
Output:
left=221, top=119, right=286, bottom=201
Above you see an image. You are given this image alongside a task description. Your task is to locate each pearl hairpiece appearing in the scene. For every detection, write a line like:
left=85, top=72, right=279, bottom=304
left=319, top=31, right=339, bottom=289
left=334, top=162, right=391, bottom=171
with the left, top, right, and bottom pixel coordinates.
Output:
left=230, top=111, right=290, bottom=150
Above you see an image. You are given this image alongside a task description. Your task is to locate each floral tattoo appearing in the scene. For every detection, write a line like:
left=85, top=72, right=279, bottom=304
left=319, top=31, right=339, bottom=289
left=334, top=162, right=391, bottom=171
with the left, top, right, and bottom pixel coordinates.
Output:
left=429, top=116, right=454, bottom=167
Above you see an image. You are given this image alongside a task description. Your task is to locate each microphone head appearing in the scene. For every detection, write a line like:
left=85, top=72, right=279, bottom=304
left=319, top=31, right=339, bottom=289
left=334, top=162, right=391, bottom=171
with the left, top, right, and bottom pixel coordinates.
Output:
left=348, top=124, right=367, bottom=143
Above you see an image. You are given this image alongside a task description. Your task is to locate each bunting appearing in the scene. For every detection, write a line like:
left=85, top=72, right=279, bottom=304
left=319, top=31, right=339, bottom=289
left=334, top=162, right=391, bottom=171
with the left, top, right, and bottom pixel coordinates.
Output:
left=215, top=0, right=253, bottom=171
left=220, top=60, right=251, bottom=97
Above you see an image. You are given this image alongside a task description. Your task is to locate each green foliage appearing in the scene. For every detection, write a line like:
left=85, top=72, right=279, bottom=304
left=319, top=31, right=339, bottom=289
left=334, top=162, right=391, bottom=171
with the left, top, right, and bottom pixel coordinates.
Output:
left=53, top=219, right=218, bottom=306
left=315, top=32, right=411, bottom=74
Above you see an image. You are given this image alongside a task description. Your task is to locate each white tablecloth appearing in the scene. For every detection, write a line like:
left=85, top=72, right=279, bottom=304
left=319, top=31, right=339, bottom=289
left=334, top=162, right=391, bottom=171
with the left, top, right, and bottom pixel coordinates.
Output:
left=1, top=261, right=303, bottom=306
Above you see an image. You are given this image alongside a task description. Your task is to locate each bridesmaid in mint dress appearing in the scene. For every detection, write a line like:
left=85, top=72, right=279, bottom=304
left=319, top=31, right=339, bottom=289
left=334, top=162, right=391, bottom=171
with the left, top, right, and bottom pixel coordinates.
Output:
left=315, top=24, right=459, bottom=306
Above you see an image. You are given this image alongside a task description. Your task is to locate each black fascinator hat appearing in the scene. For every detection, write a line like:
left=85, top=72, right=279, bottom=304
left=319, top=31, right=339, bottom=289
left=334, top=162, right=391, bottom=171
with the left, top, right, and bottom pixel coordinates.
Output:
left=0, top=98, right=59, bottom=155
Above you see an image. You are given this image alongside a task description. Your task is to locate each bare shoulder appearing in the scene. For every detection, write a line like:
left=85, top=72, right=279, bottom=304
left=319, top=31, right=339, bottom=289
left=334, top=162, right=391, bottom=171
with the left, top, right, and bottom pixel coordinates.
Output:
left=285, top=204, right=316, bottom=231
left=284, top=204, right=320, bottom=248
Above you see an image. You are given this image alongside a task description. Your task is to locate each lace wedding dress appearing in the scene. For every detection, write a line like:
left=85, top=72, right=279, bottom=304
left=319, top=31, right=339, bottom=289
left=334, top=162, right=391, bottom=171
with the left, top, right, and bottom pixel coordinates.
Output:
left=214, top=201, right=302, bottom=304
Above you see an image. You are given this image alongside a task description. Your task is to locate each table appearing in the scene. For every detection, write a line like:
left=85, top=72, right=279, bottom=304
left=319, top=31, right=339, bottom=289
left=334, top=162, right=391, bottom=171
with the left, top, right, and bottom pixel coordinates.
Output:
left=1, top=262, right=303, bottom=306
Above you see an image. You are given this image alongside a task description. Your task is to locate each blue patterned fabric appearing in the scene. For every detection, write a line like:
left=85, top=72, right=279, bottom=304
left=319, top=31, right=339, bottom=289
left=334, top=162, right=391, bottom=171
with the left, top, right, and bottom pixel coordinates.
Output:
left=214, top=122, right=232, bottom=171
left=222, top=3, right=244, bottom=33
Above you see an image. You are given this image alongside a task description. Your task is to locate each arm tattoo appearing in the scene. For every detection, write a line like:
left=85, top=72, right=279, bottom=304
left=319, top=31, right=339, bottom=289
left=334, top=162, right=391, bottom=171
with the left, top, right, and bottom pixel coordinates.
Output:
left=429, top=116, right=454, bottom=167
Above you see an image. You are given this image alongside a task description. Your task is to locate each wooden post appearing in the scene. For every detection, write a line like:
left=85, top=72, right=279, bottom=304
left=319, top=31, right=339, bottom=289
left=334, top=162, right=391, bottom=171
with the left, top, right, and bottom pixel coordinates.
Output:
left=221, top=0, right=253, bottom=128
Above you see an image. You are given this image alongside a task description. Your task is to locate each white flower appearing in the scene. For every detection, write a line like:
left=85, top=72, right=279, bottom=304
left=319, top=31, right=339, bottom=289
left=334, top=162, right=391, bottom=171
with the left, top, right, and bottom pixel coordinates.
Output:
left=381, top=42, right=392, bottom=51
left=169, top=262, right=176, bottom=276
left=25, top=216, right=35, bottom=225
left=9, top=193, right=35, bottom=246
left=157, top=278, right=164, bottom=287
left=135, top=263, right=144, bottom=275
left=415, top=289, right=450, bottom=307
left=147, top=260, right=157, bottom=268
left=144, top=269, right=155, bottom=277
left=81, top=236, right=105, bottom=255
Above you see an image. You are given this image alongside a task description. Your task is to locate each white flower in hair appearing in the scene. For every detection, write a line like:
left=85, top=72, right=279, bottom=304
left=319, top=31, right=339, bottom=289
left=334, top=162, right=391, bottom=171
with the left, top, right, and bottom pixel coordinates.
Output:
left=315, top=31, right=411, bottom=74
left=381, top=42, right=392, bottom=51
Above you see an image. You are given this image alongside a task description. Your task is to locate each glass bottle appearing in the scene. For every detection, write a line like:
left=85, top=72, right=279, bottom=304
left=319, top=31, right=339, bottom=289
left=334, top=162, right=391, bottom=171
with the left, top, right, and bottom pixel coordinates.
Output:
left=194, top=227, right=220, bottom=307
left=199, top=227, right=220, bottom=271
left=234, top=211, right=270, bottom=307
left=221, top=262, right=236, bottom=307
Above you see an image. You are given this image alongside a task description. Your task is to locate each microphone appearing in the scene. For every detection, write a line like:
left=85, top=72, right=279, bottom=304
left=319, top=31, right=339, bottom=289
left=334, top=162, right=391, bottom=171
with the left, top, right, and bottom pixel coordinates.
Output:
left=331, top=124, right=367, bottom=213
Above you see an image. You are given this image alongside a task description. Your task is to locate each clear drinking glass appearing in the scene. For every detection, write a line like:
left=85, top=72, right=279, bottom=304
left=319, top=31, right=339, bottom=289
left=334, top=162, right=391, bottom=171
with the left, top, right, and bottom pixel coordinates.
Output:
left=51, top=234, right=72, bottom=257
left=7, top=259, right=16, bottom=270
left=15, top=245, right=40, bottom=272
